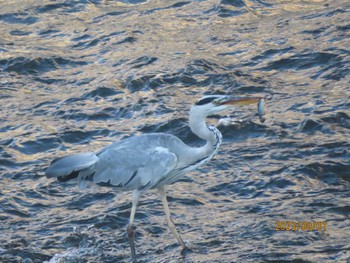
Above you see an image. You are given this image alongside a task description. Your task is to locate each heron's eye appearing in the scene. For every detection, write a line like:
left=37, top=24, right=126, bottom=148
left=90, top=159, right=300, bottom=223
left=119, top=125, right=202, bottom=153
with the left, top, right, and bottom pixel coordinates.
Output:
left=212, top=99, right=220, bottom=106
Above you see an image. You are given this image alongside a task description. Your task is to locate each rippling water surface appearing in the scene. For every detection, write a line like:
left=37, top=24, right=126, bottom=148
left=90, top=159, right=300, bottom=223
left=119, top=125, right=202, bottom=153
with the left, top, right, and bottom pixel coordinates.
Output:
left=1, top=0, right=349, bottom=262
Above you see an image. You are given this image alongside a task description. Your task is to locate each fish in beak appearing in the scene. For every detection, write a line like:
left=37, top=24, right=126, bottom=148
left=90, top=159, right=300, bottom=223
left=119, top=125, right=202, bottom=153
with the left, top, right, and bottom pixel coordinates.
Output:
left=217, top=96, right=266, bottom=123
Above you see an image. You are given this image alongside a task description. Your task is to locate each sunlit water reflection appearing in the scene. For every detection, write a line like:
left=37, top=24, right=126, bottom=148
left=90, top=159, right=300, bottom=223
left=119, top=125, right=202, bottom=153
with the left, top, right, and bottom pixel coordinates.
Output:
left=1, top=0, right=349, bottom=262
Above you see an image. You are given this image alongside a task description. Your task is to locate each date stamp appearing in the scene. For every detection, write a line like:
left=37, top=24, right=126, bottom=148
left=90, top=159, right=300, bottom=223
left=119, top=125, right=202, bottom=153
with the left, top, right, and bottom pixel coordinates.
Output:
left=275, top=221, right=326, bottom=231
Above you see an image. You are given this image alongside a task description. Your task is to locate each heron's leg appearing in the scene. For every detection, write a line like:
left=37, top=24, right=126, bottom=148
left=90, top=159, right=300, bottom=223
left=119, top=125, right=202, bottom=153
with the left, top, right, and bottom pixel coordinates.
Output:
left=158, top=186, right=188, bottom=250
left=127, top=190, right=141, bottom=263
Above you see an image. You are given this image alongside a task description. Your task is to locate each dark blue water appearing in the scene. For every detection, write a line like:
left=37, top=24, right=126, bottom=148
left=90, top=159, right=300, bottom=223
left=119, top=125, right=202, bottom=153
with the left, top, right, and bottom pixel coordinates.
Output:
left=1, top=0, right=349, bottom=262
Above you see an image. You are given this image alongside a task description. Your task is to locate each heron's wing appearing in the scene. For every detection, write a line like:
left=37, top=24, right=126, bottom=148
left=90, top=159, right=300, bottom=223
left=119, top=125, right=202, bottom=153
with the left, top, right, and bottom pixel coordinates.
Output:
left=93, top=136, right=178, bottom=190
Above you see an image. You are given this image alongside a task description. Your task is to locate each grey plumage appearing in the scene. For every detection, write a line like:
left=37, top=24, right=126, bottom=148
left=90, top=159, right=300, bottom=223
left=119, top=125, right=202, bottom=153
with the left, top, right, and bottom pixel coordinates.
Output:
left=46, top=152, right=98, bottom=180
left=46, top=132, right=214, bottom=190
left=94, top=134, right=180, bottom=190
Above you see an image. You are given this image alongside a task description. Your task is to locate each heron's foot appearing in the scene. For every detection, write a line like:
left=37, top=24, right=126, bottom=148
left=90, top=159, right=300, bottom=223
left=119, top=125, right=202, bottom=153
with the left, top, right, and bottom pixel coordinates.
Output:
left=127, top=225, right=137, bottom=263
left=180, top=245, right=194, bottom=255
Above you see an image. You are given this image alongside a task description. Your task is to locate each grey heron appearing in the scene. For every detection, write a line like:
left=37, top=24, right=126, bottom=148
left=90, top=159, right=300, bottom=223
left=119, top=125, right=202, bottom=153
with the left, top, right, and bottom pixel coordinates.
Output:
left=45, top=95, right=264, bottom=262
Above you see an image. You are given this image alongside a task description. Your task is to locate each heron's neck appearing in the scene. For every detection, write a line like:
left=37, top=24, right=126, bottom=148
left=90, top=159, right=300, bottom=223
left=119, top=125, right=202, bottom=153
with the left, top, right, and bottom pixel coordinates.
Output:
left=189, top=110, right=222, bottom=155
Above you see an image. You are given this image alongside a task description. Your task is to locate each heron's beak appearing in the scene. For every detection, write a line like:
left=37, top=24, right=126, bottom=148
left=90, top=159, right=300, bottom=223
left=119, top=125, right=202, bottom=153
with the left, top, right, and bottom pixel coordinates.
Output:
left=219, top=96, right=262, bottom=106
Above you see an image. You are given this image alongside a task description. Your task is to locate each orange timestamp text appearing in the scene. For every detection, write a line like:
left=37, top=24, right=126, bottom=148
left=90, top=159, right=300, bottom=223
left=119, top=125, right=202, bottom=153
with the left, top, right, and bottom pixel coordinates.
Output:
left=275, top=221, right=326, bottom=231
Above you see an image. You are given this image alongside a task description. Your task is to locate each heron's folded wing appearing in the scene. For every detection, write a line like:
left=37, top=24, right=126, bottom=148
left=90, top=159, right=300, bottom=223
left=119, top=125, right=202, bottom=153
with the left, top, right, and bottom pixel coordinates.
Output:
left=93, top=145, right=177, bottom=190
left=45, top=152, right=98, bottom=178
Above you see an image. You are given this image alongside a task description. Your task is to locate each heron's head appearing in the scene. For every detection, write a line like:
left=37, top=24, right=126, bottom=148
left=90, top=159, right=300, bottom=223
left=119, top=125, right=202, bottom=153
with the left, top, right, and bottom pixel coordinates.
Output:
left=191, top=95, right=261, bottom=116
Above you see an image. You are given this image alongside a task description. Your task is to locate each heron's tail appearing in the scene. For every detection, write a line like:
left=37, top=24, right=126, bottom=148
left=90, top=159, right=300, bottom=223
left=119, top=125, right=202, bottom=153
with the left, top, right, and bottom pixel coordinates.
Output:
left=45, top=152, right=99, bottom=187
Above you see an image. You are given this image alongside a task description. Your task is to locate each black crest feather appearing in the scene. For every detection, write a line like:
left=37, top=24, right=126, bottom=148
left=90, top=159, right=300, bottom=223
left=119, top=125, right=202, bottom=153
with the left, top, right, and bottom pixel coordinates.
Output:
left=195, top=97, right=217, bottom=106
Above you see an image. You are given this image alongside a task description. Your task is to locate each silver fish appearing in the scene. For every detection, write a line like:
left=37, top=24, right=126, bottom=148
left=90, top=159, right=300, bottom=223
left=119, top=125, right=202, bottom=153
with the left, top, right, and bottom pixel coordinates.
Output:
left=258, top=98, right=266, bottom=123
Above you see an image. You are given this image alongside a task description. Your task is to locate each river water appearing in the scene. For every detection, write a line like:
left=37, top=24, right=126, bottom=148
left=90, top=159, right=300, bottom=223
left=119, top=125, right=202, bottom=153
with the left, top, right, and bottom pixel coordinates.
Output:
left=1, top=0, right=349, bottom=262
